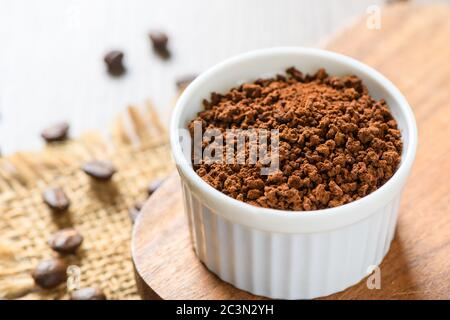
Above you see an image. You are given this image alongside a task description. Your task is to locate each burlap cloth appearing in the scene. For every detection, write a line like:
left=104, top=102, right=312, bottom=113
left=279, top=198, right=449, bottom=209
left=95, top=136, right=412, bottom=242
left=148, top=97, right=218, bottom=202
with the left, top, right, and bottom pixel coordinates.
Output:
left=0, top=103, right=174, bottom=299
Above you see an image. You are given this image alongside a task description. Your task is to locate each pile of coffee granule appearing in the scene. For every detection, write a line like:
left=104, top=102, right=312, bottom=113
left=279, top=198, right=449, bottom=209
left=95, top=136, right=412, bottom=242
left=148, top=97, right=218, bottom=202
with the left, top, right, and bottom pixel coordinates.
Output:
left=188, top=68, right=402, bottom=211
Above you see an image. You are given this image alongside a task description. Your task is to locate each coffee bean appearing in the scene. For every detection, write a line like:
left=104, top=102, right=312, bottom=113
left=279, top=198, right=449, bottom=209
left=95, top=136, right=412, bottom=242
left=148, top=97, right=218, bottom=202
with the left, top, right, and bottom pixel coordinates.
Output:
left=41, top=122, right=69, bottom=143
left=48, top=228, right=83, bottom=254
left=104, top=50, right=125, bottom=76
left=82, top=160, right=117, bottom=181
left=147, top=178, right=164, bottom=196
left=149, top=31, right=170, bottom=59
left=176, top=74, right=197, bottom=91
left=32, top=258, right=67, bottom=289
left=70, top=287, right=107, bottom=300
left=149, top=31, right=168, bottom=50
left=42, top=187, right=70, bottom=212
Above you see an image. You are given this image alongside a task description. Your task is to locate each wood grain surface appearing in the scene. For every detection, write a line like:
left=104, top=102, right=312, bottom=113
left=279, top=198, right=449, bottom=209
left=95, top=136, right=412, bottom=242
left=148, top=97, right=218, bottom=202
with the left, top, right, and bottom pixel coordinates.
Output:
left=132, top=3, right=450, bottom=300
left=132, top=172, right=264, bottom=300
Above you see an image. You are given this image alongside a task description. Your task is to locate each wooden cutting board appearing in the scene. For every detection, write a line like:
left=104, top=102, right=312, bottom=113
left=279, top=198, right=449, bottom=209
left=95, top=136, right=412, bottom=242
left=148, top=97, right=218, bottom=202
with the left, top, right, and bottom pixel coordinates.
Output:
left=132, top=3, right=450, bottom=300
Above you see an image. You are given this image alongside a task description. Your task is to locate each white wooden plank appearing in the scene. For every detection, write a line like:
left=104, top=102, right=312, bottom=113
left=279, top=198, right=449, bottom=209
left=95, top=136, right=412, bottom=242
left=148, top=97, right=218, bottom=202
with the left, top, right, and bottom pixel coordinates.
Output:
left=0, top=0, right=426, bottom=154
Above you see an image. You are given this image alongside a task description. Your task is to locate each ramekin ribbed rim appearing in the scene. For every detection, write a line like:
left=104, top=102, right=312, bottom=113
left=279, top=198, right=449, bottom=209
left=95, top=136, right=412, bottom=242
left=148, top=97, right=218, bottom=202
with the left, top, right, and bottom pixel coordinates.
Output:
left=170, top=47, right=417, bottom=232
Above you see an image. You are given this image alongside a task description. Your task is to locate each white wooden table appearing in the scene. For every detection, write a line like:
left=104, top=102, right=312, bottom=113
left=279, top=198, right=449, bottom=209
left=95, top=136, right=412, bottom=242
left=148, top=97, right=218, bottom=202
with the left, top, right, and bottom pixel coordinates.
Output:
left=0, top=0, right=438, bottom=154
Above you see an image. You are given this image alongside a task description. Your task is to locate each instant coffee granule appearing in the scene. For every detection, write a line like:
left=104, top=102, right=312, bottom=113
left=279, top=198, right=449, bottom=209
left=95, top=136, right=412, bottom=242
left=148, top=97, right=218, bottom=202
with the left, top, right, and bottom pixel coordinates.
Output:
left=189, top=68, right=402, bottom=211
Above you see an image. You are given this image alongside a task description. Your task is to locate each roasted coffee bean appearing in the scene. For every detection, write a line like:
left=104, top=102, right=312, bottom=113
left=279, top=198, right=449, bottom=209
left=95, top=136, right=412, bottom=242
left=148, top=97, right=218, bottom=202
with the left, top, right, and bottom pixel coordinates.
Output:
left=48, top=228, right=83, bottom=254
left=149, top=31, right=168, bottom=50
left=149, top=31, right=170, bottom=59
left=42, top=187, right=70, bottom=212
left=82, top=160, right=117, bottom=181
left=32, top=258, right=67, bottom=289
left=41, top=122, right=69, bottom=142
left=176, top=74, right=197, bottom=91
left=70, top=287, right=107, bottom=300
left=104, top=50, right=125, bottom=76
left=147, top=178, right=164, bottom=196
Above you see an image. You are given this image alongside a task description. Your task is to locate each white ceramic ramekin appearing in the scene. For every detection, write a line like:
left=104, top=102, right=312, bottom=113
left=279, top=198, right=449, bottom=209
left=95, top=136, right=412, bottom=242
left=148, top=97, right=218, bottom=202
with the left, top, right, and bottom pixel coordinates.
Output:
left=170, top=47, right=417, bottom=299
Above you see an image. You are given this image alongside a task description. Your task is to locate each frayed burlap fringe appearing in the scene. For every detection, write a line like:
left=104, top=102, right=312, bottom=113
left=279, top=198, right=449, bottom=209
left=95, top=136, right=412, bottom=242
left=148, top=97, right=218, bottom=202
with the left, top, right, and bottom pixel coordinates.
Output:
left=0, top=101, right=173, bottom=299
